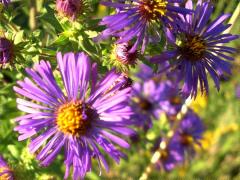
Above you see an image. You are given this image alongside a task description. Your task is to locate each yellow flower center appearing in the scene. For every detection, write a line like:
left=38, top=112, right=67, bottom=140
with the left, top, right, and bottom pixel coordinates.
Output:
left=56, top=101, right=96, bottom=136
left=138, top=0, right=168, bottom=21
left=180, top=35, right=206, bottom=61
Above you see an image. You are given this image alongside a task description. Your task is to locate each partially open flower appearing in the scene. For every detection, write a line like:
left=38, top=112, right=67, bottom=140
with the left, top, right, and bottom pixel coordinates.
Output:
left=115, top=43, right=138, bottom=65
left=56, top=0, right=86, bottom=20
left=0, top=37, right=14, bottom=66
left=109, top=42, right=138, bottom=72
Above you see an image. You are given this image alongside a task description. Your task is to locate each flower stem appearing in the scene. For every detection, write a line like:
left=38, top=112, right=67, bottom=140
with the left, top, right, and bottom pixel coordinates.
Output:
left=29, top=0, right=37, bottom=30
left=224, top=2, right=240, bottom=34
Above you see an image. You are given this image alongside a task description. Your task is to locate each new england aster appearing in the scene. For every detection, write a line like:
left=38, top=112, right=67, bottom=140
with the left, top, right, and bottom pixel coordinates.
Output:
left=151, top=0, right=239, bottom=98
left=14, top=52, right=135, bottom=179
left=0, top=156, right=14, bottom=180
left=97, top=0, right=192, bottom=53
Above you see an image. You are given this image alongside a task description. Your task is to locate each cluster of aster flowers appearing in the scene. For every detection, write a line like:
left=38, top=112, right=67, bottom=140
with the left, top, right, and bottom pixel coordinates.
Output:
left=0, top=0, right=238, bottom=179
left=98, top=0, right=238, bottom=98
left=153, top=110, right=204, bottom=171
left=130, top=63, right=205, bottom=171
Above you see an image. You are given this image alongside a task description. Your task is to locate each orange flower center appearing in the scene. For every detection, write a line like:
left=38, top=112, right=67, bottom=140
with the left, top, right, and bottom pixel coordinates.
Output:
left=56, top=101, right=96, bottom=136
left=138, top=0, right=168, bottom=21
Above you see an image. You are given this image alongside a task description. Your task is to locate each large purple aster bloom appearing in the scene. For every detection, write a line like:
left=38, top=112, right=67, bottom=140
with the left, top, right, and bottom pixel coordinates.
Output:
left=151, top=0, right=239, bottom=98
left=97, top=0, right=192, bottom=53
left=0, top=156, right=14, bottom=180
left=0, top=37, right=14, bottom=65
left=14, top=52, right=135, bottom=179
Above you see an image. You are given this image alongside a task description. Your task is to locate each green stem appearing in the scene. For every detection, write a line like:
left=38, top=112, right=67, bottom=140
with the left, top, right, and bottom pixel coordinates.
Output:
left=29, top=0, right=37, bottom=30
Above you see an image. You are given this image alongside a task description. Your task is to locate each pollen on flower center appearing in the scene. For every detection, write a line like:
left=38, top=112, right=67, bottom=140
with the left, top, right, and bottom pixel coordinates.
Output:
left=138, top=0, right=168, bottom=20
left=180, top=35, right=206, bottom=61
left=56, top=101, right=96, bottom=136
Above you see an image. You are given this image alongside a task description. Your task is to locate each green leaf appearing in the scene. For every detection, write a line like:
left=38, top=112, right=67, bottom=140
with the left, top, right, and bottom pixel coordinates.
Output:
left=7, top=145, right=20, bottom=159
left=38, top=5, right=63, bottom=33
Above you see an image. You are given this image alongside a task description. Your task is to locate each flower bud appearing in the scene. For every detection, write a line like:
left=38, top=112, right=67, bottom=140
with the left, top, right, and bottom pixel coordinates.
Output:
left=0, top=37, right=14, bottom=65
left=56, top=0, right=85, bottom=20
left=115, top=42, right=138, bottom=65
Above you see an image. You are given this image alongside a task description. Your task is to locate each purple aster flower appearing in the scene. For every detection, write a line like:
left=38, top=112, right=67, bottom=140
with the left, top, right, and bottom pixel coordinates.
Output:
left=14, top=52, right=135, bottom=179
left=154, top=139, right=184, bottom=171
left=56, top=0, right=86, bottom=20
left=172, top=110, right=204, bottom=155
left=97, top=0, right=192, bottom=53
left=0, top=156, right=14, bottom=180
left=0, top=0, right=11, bottom=6
left=130, top=80, right=166, bottom=130
left=0, top=37, right=14, bottom=66
left=236, top=85, right=240, bottom=99
left=151, top=0, right=239, bottom=98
